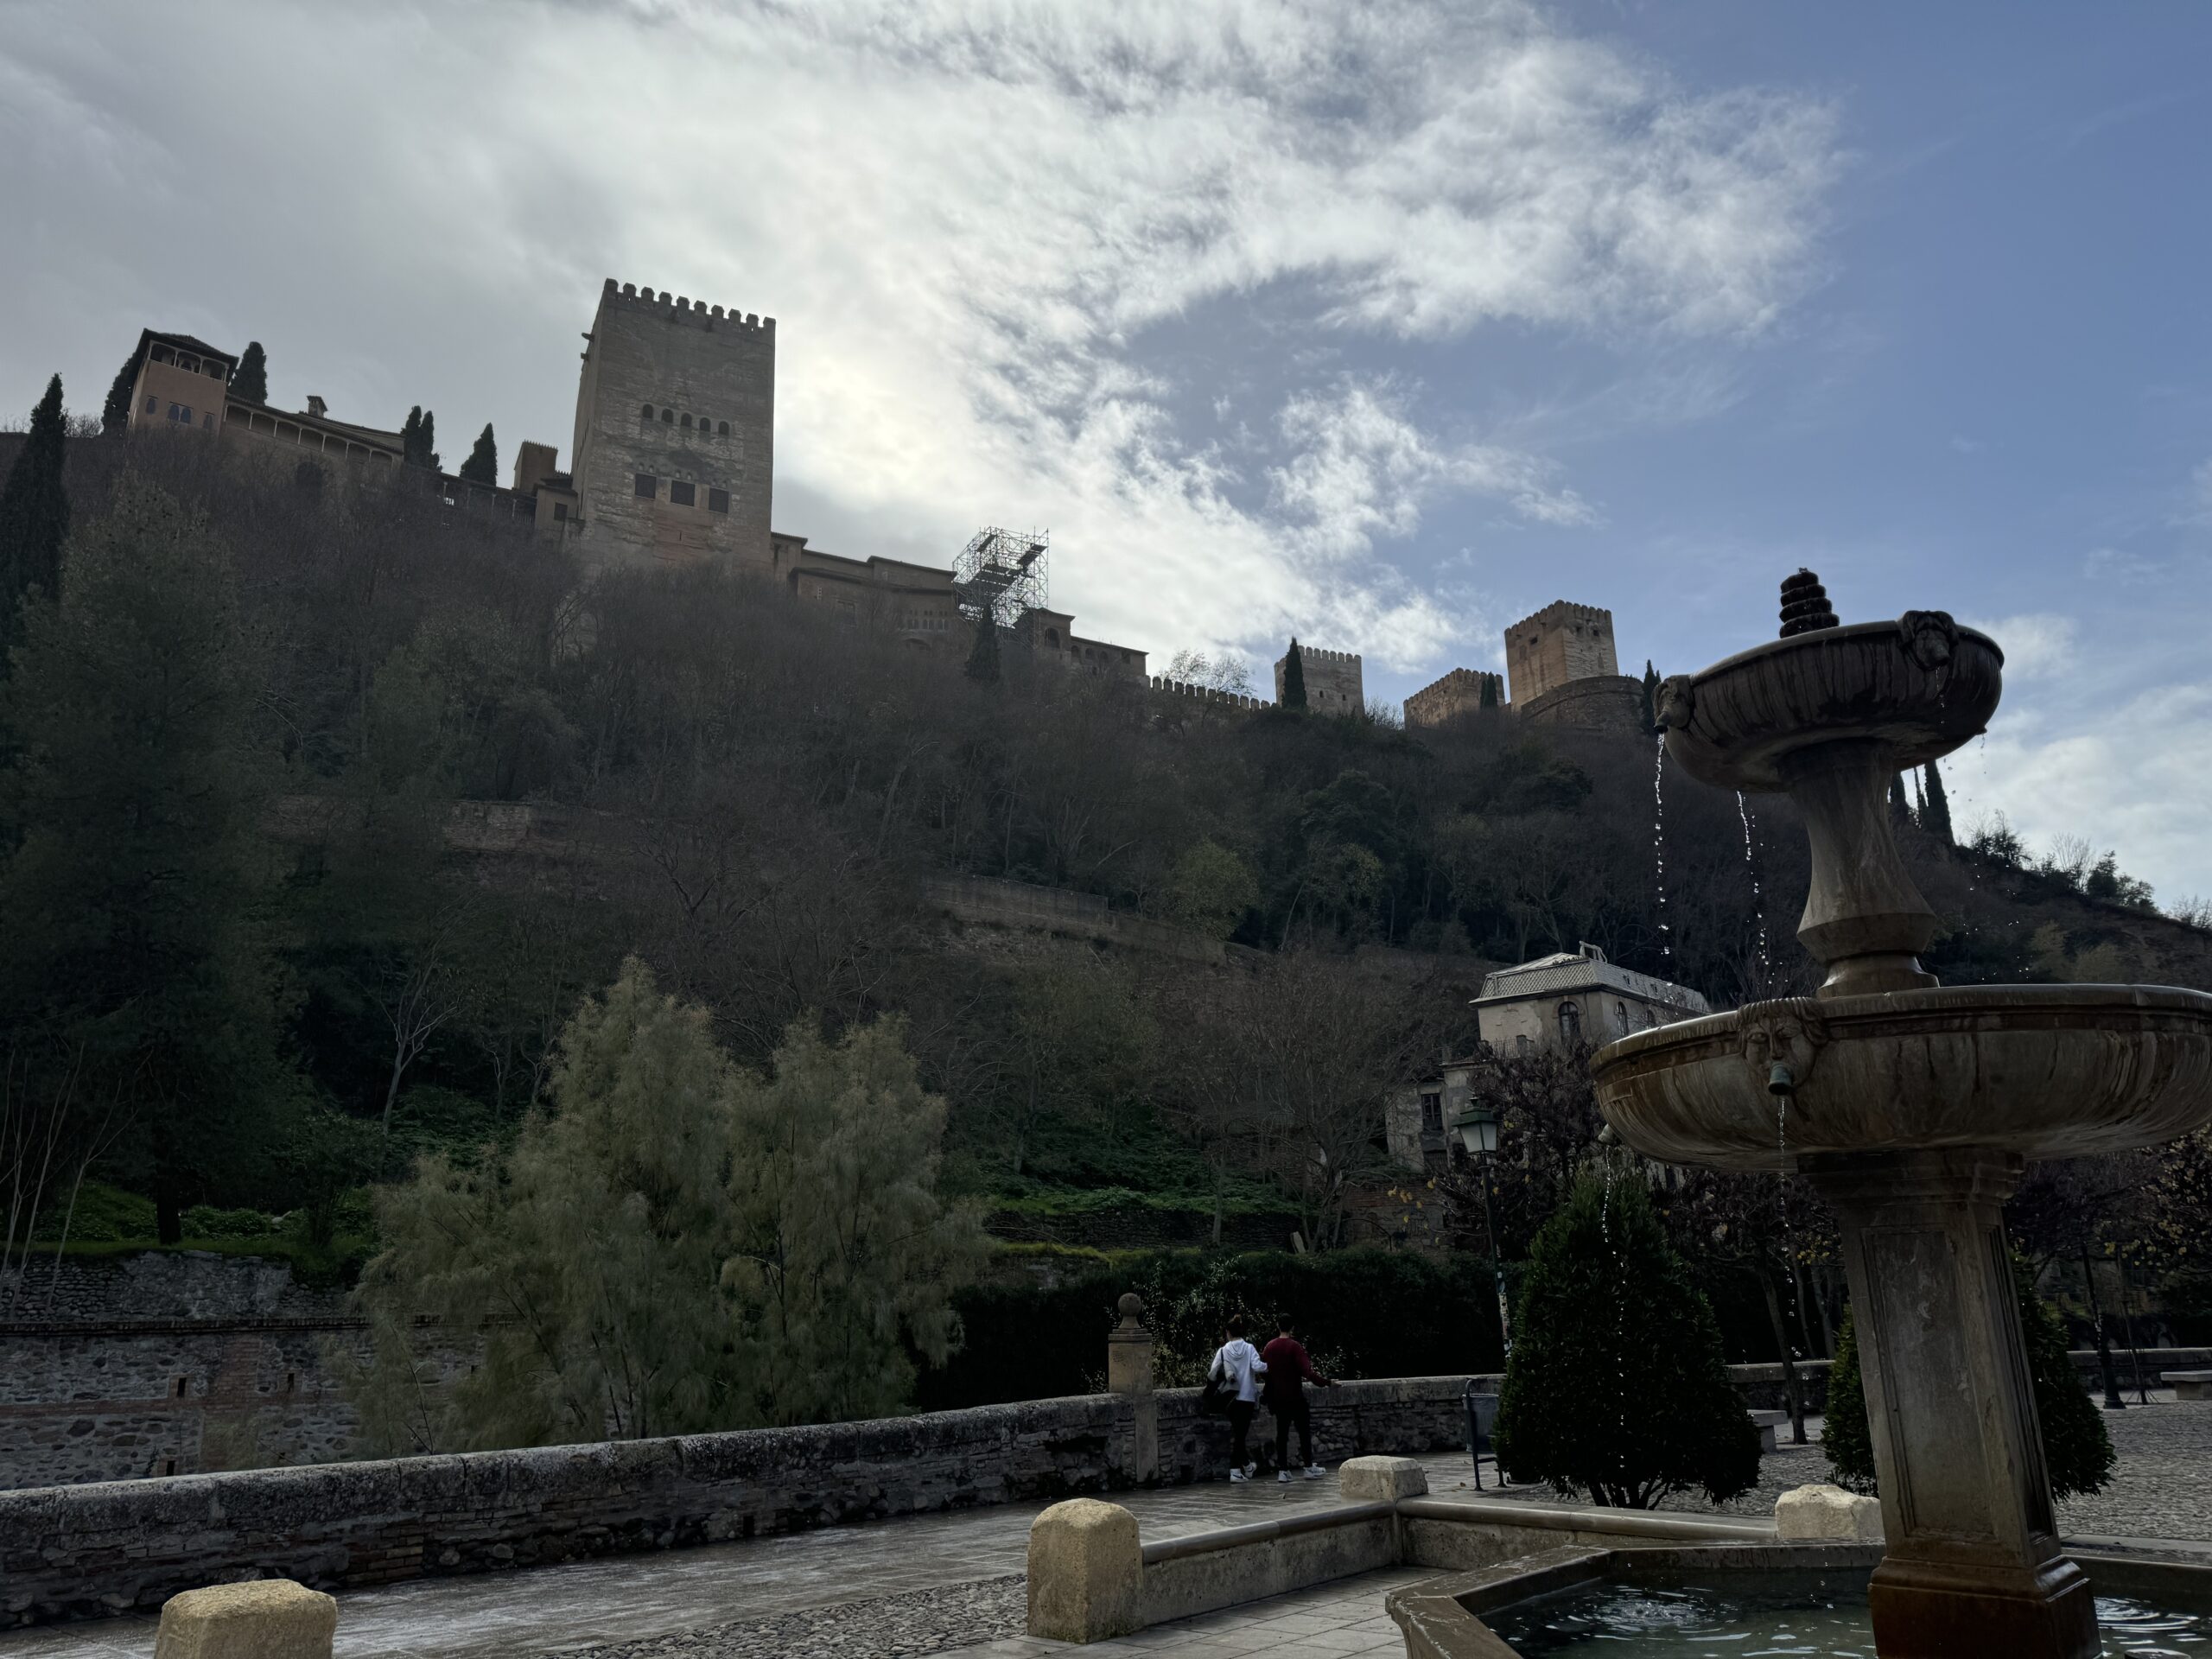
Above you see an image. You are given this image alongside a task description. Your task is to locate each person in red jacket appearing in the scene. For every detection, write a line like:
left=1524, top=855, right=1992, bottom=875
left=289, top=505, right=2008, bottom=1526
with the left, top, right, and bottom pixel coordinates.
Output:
left=1260, top=1315, right=1333, bottom=1481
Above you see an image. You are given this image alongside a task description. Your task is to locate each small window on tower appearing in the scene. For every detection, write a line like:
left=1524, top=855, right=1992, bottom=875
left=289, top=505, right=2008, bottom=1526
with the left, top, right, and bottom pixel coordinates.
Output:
left=640, top=403, right=654, bottom=420
left=680, top=413, right=692, bottom=429
left=717, top=421, right=730, bottom=435
left=144, top=394, right=157, bottom=414
left=634, top=473, right=657, bottom=498
left=708, top=487, right=730, bottom=514
left=670, top=480, right=696, bottom=507
left=661, top=408, right=675, bottom=424
left=552, top=503, right=569, bottom=522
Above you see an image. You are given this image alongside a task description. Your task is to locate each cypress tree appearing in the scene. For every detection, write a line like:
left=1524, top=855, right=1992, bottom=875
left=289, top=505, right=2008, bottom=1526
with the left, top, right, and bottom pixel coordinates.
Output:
left=1493, top=1167, right=1759, bottom=1507
left=1888, top=774, right=1913, bottom=828
left=459, top=423, right=498, bottom=486
left=102, top=353, right=139, bottom=435
left=231, top=341, right=268, bottom=404
left=0, top=374, right=71, bottom=645
left=1826, top=1267, right=2113, bottom=1499
left=400, top=407, right=422, bottom=463
left=1637, top=659, right=1659, bottom=733
left=1282, top=639, right=1307, bottom=709
left=1480, top=671, right=1501, bottom=710
left=1922, top=761, right=1955, bottom=846
left=964, top=613, right=1001, bottom=684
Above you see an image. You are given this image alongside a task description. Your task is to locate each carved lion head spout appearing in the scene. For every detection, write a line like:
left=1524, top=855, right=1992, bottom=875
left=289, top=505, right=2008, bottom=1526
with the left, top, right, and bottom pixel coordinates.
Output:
left=1655, top=675, right=1696, bottom=733
left=1899, top=609, right=1959, bottom=674
left=1739, top=1001, right=1828, bottom=1093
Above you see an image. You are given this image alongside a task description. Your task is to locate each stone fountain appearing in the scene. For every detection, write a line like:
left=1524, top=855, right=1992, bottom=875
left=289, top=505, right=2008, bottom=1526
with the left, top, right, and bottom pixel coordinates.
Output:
left=1591, top=572, right=2212, bottom=1659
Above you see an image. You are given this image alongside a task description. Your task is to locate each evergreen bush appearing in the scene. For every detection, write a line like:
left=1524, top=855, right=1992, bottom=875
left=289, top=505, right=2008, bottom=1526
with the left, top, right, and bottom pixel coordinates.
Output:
left=1825, top=1264, right=2114, bottom=1499
left=1492, top=1166, right=1759, bottom=1508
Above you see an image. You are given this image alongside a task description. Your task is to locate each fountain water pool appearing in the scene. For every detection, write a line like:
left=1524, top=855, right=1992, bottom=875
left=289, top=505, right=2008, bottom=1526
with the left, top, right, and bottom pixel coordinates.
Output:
left=1590, top=574, right=2212, bottom=1659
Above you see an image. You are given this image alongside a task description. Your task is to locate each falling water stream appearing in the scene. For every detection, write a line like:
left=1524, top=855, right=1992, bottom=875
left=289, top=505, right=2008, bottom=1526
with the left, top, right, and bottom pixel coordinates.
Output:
left=1652, top=735, right=1672, bottom=963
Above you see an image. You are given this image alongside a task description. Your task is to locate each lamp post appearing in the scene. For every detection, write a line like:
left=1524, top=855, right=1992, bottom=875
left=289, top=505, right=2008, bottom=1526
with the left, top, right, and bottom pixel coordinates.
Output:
left=1452, top=1103, right=1510, bottom=1358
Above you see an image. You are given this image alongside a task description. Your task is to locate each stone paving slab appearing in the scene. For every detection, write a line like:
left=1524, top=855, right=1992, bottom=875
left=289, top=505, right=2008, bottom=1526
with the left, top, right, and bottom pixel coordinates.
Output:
left=957, top=1567, right=1433, bottom=1658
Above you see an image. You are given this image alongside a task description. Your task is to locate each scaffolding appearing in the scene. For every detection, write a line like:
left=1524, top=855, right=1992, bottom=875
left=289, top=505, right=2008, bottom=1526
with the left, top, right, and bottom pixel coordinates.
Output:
left=953, top=526, right=1048, bottom=628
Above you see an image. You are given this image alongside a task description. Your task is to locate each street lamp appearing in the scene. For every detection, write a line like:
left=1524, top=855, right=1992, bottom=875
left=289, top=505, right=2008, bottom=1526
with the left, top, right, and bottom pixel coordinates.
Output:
left=1451, top=1103, right=1510, bottom=1361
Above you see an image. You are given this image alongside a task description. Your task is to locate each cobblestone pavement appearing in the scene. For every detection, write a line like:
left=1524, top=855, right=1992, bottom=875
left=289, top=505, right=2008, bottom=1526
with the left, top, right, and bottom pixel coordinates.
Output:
left=574, top=1576, right=1027, bottom=1658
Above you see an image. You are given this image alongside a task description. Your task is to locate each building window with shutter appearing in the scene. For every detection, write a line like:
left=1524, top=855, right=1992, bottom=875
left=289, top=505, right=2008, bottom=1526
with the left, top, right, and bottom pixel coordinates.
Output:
left=552, top=503, right=569, bottom=522
left=708, top=487, right=730, bottom=514
left=634, top=474, right=657, bottom=497
left=1420, top=1090, right=1443, bottom=1134
left=670, top=480, right=696, bottom=507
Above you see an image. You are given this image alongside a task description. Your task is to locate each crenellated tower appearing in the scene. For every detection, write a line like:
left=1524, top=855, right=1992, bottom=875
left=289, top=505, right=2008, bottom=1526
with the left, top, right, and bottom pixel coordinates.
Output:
left=568, top=278, right=775, bottom=570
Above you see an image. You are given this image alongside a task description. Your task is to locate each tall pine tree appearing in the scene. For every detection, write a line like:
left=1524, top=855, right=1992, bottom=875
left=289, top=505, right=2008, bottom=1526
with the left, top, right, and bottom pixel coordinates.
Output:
left=400, top=407, right=441, bottom=470
left=1888, top=774, right=1914, bottom=828
left=1480, top=670, right=1501, bottom=709
left=231, top=341, right=268, bottom=405
left=459, top=423, right=498, bottom=486
left=964, top=613, right=1001, bottom=684
left=1921, top=760, right=1955, bottom=845
left=1281, top=639, right=1307, bottom=709
left=0, top=374, right=71, bottom=647
left=101, top=353, right=138, bottom=435
left=1637, top=659, right=1659, bottom=733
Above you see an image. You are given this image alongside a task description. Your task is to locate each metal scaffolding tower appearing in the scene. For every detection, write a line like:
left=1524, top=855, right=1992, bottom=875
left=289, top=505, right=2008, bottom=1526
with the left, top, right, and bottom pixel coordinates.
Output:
left=953, top=527, right=1048, bottom=627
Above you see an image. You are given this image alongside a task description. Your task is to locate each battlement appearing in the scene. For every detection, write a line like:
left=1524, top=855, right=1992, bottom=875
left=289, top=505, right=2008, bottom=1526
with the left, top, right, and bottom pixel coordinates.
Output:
left=1506, top=600, right=1611, bottom=633
left=1150, top=677, right=1270, bottom=711
left=1403, top=667, right=1505, bottom=728
left=600, top=277, right=773, bottom=334
left=1273, top=642, right=1365, bottom=712
left=1295, top=647, right=1362, bottom=667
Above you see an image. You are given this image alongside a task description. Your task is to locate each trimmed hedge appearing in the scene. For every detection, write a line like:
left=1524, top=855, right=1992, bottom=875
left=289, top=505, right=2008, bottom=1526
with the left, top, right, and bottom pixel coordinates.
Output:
left=914, top=1246, right=1504, bottom=1410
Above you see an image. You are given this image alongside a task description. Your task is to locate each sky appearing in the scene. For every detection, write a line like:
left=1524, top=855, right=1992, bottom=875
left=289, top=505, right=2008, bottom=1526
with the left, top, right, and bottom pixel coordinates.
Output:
left=3, top=2, right=2209, bottom=905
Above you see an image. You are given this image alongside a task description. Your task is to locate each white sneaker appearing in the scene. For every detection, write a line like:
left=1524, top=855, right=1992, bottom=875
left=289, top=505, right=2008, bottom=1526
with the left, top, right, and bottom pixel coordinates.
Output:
left=1230, top=1469, right=1249, bottom=1483
left=1304, top=1465, right=1325, bottom=1479
left=1277, top=1469, right=1292, bottom=1483
left=1243, top=1462, right=1258, bottom=1478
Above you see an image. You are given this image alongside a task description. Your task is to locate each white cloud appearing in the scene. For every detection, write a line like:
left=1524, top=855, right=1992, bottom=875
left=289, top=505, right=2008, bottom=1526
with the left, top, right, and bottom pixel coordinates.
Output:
left=2082, top=545, right=2163, bottom=585
left=0, top=0, right=1840, bottom=671
left=1967, top=681, right=2212, bottom=906
left=1961, top=613, right=2076, bottom=681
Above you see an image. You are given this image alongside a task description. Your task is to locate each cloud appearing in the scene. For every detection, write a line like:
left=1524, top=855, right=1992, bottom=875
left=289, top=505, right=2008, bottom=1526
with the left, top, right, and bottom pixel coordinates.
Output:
left=2082, top=544, right=2164, bottom=585
left=1961, top=613, right=2075, bottom=681
left=2190, top=457, right=2212, bottom=526
left=1967, top=680, right=2212, bottom=906
left=0, top=0, right=1840, bottom=671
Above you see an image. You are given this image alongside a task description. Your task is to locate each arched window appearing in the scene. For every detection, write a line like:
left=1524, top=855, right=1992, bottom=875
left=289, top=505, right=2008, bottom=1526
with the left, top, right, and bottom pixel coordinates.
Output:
left=1045, top=628, right=1060, bottom=647
left=681, top=413, right=692, bottom=429
left=1616, top=1000, right=1630, bottom=1033
left=1556, top=1001, right=1582, bottom=1046
left=717, top=420, right=730, bottom=435
left=661, top=408, right=675, bottom=424
left=640, top=403, right=654, bottom=420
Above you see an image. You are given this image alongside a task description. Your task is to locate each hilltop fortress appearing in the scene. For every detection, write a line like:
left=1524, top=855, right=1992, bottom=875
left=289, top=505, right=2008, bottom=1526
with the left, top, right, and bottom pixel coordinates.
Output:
left=118, top=279, right=1630, bottom=721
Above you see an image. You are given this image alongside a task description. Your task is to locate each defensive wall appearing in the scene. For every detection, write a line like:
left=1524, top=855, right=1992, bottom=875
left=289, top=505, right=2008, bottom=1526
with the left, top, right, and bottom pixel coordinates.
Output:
left=1275, top=645, right=1363, bottom=714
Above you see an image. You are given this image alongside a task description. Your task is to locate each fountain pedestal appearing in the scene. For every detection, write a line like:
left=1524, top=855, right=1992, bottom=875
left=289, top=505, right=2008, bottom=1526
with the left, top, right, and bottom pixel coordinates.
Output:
left=1805, top=1149, right=2096, bottom=1659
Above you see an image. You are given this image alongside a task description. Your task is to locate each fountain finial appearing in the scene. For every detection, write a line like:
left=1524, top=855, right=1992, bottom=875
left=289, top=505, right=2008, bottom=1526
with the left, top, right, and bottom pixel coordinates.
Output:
left=1778, top=569, right=1839, bottom=638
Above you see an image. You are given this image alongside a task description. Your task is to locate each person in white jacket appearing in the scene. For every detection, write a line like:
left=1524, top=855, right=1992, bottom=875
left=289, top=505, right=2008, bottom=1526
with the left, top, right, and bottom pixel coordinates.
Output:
left=1210, top=1315, right=1268, bottom=1481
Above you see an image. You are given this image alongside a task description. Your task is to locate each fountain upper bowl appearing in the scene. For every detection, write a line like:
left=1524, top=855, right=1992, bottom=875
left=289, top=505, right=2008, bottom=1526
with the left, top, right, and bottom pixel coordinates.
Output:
left=1658, top=617, right=2003, bottom=792
left=1591, top=984, right=2212, bottom=1172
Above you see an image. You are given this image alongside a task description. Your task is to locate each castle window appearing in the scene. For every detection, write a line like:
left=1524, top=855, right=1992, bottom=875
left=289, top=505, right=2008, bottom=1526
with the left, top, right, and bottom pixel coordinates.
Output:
left=717, top=421, right=729, bottom=436
left=202, top=413, right=214, bottom=429
left=681, top=413, right=692, bottom=429
left=1045, top=628, right=1059, bottom=647
left=640, top=403, right=654, bottom=420
left=660, top=409, right=675, bottom=424
left=670, top=480, right=696, bottom=507
left=168, top=403, right=193, bottom=423
left=1557, top=1001, right=1582, bottom=1046
left=634, top=473, right=657, bottom=498
left=144, top=394, right=157, bottom=414
left=708, top=487, right=730, bottom=514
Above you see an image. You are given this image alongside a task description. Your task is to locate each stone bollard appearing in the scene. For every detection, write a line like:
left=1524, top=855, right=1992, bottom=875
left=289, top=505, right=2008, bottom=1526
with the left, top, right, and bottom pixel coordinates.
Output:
left=1338, top=1455, right=1429, bottom=1503
left=1027, top=1498, right=1144, bottom=1643
left=156, top=1580, right=337, bottom=1659
left=1106, top=1291, right=1158, bottom=1485
left=1774, top=1483, right=1884, bottom=1542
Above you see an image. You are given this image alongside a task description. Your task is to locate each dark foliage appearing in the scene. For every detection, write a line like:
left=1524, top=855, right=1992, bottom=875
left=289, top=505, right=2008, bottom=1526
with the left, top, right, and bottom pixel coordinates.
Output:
left=965, top=615, right=1001, bottom=683
left=101, top=355, right=137, bottom=435
left=1281, top=637, right=1306, bottom=709
left=0, top=374, right=70, bottom=641
left=1493, top=1166, right=1759, bottom=1508
left=913, top=1247, right=1504, bottom=1409
left=1920, top=760, right=1954, bottom=844
left=459, top=423, right=498, bottom=486
left=232, top=342, right=268, bottom=406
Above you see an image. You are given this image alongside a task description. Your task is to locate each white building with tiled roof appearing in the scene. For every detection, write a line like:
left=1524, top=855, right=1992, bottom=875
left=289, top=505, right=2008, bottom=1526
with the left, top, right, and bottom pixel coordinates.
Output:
left=1472, top=942, right=1709, bottom=1054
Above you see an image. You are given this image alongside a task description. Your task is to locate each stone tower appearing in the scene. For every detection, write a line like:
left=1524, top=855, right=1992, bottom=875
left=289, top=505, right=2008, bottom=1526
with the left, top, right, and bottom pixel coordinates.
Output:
left=568, top=279, right=774, bottom=570
left=1274, top=645, right=1364, bottom=713
left=1503, top=601, right=1641, bottom=731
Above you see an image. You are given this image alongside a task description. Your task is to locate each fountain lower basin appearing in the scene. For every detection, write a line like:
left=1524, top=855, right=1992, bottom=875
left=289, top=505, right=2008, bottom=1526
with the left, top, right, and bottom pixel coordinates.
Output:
left=1591, top=983, right=2212, bottom=1172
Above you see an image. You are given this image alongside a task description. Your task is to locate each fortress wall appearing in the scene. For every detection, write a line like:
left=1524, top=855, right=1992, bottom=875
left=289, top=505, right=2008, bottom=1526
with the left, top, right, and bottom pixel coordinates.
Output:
left=1274, top=646, right=1364, bottom=714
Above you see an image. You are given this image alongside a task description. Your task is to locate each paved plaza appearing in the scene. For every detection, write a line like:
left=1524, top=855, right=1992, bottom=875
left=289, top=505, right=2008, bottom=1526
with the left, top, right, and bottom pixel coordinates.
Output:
left=3, top=1401, right=2207, bottom=1657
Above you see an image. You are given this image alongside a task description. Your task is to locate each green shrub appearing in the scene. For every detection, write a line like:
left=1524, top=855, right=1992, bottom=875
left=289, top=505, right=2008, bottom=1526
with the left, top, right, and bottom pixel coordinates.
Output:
left=31, top=1181, right=156, bottom=1243
left=1493, top=1167, right=1758, bottom=1509
left=912, top=1245, right=1503, bottom=1410
left=1825, top=1264, right=2113, bottom=1500
left=181, top=1205, right=284, bottom=1240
